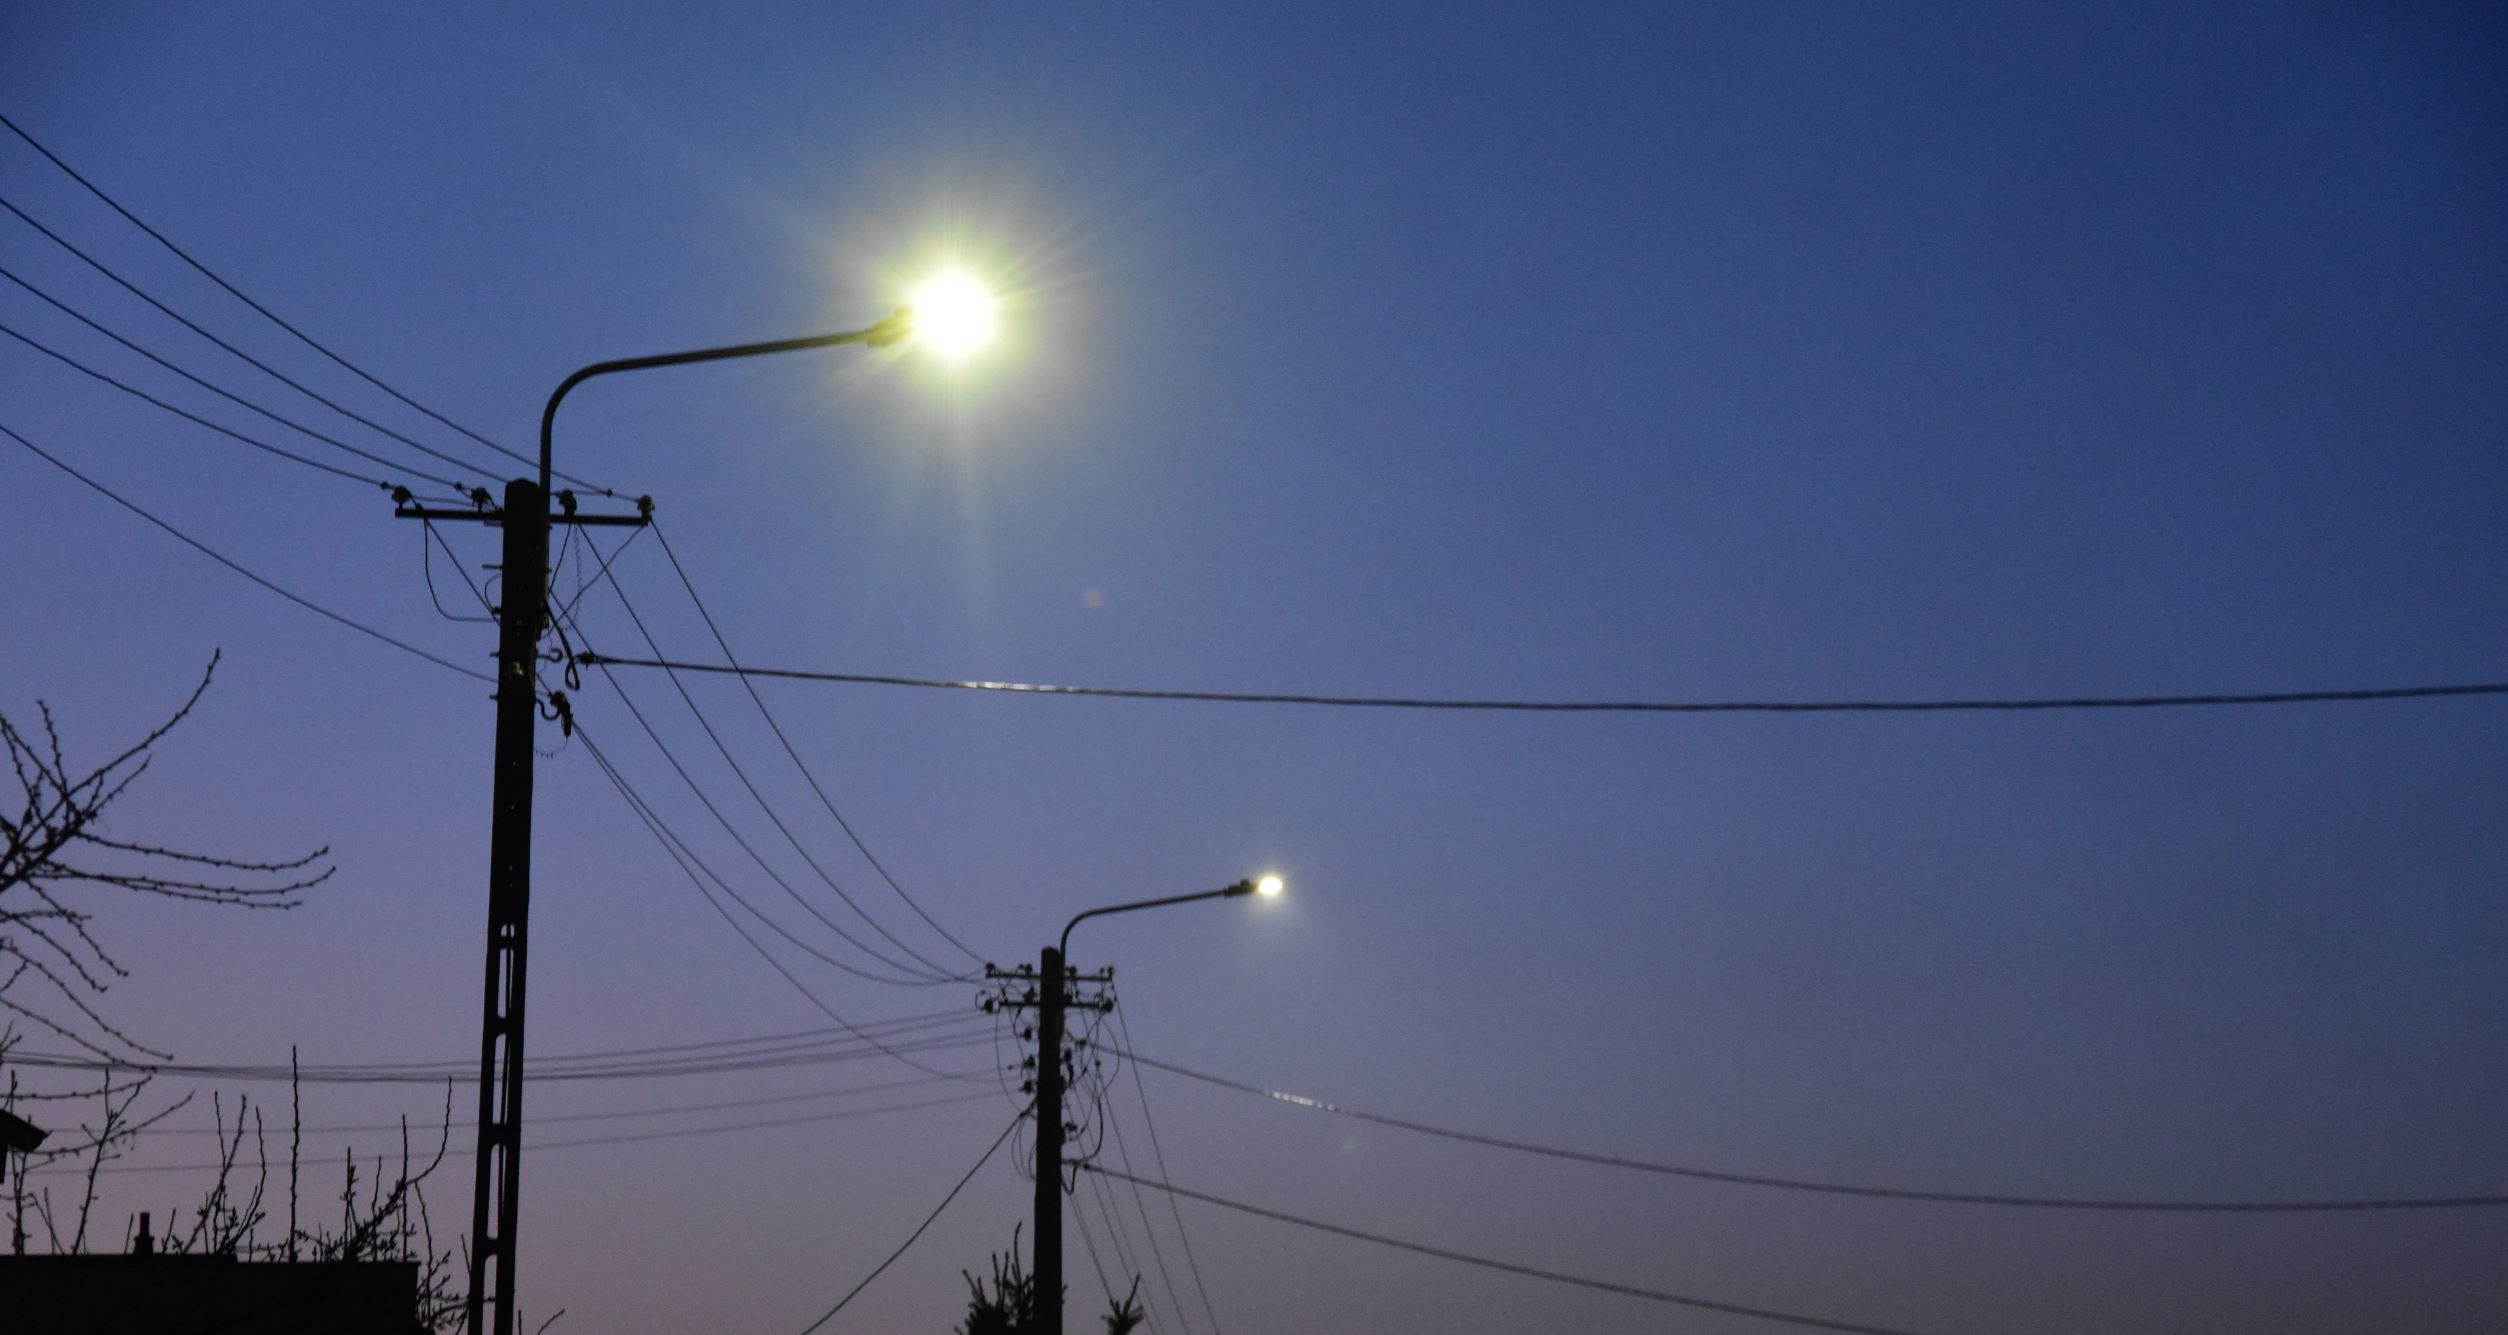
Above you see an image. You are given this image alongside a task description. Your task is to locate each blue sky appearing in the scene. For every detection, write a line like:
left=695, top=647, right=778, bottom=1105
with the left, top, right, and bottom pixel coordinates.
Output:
left=2, top=5, right=2503, bottom=1332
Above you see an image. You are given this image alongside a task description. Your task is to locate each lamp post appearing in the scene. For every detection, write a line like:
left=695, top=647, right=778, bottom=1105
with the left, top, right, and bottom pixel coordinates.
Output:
left=1003, top=875, right=1283, bottom=1335
left=457, top=275, right=997, bottom=1335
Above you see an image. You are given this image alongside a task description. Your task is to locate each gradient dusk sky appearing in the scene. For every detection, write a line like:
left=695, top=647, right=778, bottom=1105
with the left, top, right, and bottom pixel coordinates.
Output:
left=2, top=5, right=2503, bottom=1333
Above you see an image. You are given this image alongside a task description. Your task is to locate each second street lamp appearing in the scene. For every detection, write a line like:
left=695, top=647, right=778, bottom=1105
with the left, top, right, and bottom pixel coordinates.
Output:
left=447, top=275, right=998, bottom=1335
left=988, top=875, right=1285, bottom=1335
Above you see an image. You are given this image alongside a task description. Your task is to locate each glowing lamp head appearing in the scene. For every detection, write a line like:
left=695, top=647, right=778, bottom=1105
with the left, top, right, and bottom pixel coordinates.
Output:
left=1254, top=875, right=1285, bottom=899
left=904, top=269, right=998, bottom=362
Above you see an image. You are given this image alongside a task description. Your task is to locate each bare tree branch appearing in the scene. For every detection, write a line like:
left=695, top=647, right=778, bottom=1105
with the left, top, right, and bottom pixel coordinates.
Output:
left=0, top=653, right=331, bottom=1060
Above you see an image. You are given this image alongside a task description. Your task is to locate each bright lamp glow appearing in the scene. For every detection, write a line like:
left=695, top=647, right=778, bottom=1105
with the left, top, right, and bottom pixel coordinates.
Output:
left=905, top=269, right=998, bottom=362
left=1255, top=875, right=1285, bottom=898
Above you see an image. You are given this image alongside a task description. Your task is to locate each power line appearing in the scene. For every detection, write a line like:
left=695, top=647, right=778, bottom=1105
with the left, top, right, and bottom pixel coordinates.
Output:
left=1080, top=1149, right=1159, bottom=1332
left=1113, top=1008, right=1223, bottom=1333
left=33, top=1089, right=1002, bottom=1178
left=0, top=192, right=497, bottom=488
left=421, top=518, right=497, bottom=623
left=0, top=315, right=416, bottom=489
left=651, top=520, right=989, bottom=967
left=1, top=259, right=484, bottom=492
left=0, top=111, right=615, bottom=495
left=569, top=543, right=964, bottom=982
left=3, top=1030, right=996, bottom=1087
left=492, top=1010, right=977, bottom=1067
left=1104, top=1108, right=1194, bottom=1335
left=3, top=1010, right=978, bottom=1083
left=0, top=419, right=490, bottom=681
left=555, top=521, right=642, bottom=622
left=1122, top=1050, right=2508, bottom=1213
left=1063, top=1021, right=1163, bottom=1335
left=570, top=718, right=989, bottom=1085
left=1084, top=1038, right=1192, bottom=1335
left=1083, top=1164, right=1933, bottom=1335
left=560, top=621, right=956, bottom=987
left=1068, top=1181, right=1125, bottom=1324
left=551, top=577, right=951, bottom=984
left=793, top=1107, right=1027, bottom=1335
left=109, top=1072, right=968, bottom=1137
left=573, top=654, right=2508, bottom=715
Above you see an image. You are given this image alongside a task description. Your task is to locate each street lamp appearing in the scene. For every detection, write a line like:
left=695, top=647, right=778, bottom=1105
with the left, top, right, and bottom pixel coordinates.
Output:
left=458, top=274, right=997, bottom=1335
left=1000, top=875, right=1284, bottom=1335
left=904, top=267, right=1000, bottom=363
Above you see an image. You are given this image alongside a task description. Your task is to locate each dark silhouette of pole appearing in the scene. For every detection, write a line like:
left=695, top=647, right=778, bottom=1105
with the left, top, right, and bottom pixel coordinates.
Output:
left=465, top=477, right=546, bottom=1335
left=1033, top=944, right=1067, bottom=1335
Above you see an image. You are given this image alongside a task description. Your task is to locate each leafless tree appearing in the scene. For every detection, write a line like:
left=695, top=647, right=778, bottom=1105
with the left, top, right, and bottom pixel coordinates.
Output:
left=2, top=651, right=331, bottom=1063
left=2, top=655, right=364, bottom=1275
left=3, top=1067, right=471, bottom=1328
left=0, top=656, right=472, bottom=1322
left=8, top=1067, right=191, bottom=1254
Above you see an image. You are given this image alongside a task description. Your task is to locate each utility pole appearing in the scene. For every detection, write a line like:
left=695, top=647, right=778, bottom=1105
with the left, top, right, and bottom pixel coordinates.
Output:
left=396, top=481, right=644, bottom=1335
left=985, top=954, right=1114, bottom=1335
left=982, top=879, right=1272, bottom=1334
left=470, top=477, right=545, bottom=1335
left=1034, top=945, right=1064, bottom=1335
left=432, top=313, right=895, bottom=1335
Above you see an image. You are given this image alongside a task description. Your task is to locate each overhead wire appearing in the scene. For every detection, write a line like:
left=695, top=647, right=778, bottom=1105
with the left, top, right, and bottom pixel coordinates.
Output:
left=0, top=419, right=490, bottom=681
left=1060, top=1005, right=1169, bottom=1335
left=575, top=654, right=2508, bottom=715
left=1082, top=1149, right=1156, bottom=1331
left=110, top=1074, right=968, bottom=1138
left=1068, top=1004, right=1183, bottom=1335
left=10, top=1014, right=979, bottom=1080
left=35, top=1089, right=1001, bottom=1179
left=1101, top=1075, right=1195, bottom=1335
left=0, top=193, right=501, bottom=488
left=421, top=519, right=496, bottom=624
left=0, top=112, right=617, bottom=495
left=791, top=1106, right=1028, bottom=1335
left=652, top=520, right=989, bottom=967
left=1078, top=1173, right=1171, bottom=1335
left=1085, top=1164, right=1933, bottom=1335
left=569, top=717, right=988, bottom=1084
left=1120, top=1050, right=2508, bottom=1213
left=565, top=544, right=964, bottom=982
left=1069, top=1181, right=1125, bottom=1325
left=1, top=260, right=489, bottom=497
left=470, top=1011, right=977, bottom=1068
left=554, top=521, right=641, bottom=622
left=5, top=1024, right=995, bottom=1086
left=552, top=596, right=956, bottom=987
left=0, top=315, right=420, bottom=490
left=1113, top=1008, right=1224, bottom=1333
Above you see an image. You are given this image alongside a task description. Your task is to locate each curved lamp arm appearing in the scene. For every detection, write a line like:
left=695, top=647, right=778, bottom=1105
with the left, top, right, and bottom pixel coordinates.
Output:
left=1060, top=880, right=1259, bottom=958
left=536, top=312, right=909, bottom=495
